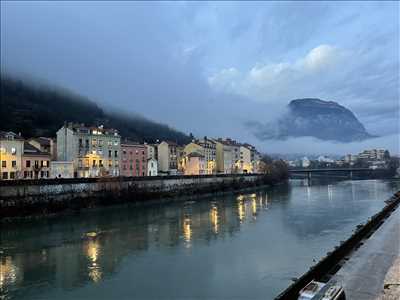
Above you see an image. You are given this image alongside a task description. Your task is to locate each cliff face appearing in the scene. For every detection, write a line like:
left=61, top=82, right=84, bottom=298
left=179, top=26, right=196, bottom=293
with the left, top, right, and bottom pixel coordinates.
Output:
left=247, top=98, right=374, bottom=142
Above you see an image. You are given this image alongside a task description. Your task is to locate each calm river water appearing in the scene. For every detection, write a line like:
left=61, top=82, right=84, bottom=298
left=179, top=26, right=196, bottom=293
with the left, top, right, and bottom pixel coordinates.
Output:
left=1, top=179, right=399, bottom=300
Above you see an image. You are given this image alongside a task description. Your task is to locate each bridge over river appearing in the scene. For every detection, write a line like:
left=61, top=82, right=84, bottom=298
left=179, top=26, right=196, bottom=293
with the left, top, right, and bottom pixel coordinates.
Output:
left=288, top=168, right=374, bottom=181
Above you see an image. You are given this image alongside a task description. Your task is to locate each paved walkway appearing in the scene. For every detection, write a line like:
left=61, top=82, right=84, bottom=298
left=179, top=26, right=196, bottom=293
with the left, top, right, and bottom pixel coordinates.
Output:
left=333, top=206, right=400, bottom=300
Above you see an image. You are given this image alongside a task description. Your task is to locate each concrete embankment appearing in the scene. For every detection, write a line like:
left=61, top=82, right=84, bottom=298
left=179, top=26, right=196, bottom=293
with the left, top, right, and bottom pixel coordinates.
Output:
left=275, top=190, right=400, bottom=300
left=0, top=174, right=266, bottom=219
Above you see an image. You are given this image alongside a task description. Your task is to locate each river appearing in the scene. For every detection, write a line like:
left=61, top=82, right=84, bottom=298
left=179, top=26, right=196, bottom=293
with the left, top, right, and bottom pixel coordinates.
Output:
left=1, top=179, right=399, bottom=300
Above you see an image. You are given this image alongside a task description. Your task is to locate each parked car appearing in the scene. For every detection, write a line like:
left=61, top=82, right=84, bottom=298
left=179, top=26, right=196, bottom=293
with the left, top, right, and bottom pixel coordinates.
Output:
left=298, top=280, right=345, bottom=300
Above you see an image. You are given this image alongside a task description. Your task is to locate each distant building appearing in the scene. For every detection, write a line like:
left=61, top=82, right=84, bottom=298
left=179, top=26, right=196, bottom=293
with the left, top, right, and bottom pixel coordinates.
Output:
left=302, top=157, right=311, bottom=168
left=147, top=158, right=158, bottom=176
left=317, top=155, right=334, bottom=163
left=50, top=161, right=74, bottom=178
left=239, top=146, right=252, bottom=173
left=145, top=144, right=158, bottom=160
left=344, top=154, right=358, bottom=164
left=120, top=142, right=147, bottom=177
left=56, top=123, right=121, bottom=178
left=157, top=141, right=179, bottom=175
left=243, top=143, right=261, bottom=173
left=0, top=131, right=24, bottom=180
left=183, top=138, right=216, bottom=174
left=22, top=142, right=51, bottom=179
left=183, top=152, right=205, bottom=175
left=358, top=149, right=388, bottom=161
left=215, top=139, right=236, bottom=174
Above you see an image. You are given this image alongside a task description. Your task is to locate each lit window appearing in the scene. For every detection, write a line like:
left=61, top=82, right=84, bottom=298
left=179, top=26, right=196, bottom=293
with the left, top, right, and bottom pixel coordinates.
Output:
left=12, top=161, right=16, bottom=168
left=11, top=147, right=16, bottom=154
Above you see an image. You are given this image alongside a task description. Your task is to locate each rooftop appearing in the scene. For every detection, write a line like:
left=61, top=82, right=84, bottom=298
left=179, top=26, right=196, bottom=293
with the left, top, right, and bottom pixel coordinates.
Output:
left=23, top=142, right=50, bottom=156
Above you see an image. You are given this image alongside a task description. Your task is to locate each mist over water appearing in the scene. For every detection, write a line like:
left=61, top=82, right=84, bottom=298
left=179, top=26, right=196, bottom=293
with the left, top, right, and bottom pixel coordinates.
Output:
left=1, top=179, right=399, bottom=300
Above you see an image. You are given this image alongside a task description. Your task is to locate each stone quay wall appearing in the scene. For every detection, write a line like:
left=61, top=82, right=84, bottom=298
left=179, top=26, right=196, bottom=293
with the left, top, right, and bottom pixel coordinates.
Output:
left=0, top=174, right=265, bottom=218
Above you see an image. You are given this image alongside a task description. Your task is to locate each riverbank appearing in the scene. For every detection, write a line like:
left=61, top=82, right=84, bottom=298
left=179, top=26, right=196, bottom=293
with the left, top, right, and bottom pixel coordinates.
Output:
left=275, top=190, right=400, bottom=300
left=332, top=200, right=400, bottom=299
left=0, top=174, right=274, bottom=220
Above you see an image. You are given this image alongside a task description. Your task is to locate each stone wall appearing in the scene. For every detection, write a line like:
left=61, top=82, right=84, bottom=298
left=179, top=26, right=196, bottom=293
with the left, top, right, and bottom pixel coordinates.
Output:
left=0, top=174, right=264, bottom=218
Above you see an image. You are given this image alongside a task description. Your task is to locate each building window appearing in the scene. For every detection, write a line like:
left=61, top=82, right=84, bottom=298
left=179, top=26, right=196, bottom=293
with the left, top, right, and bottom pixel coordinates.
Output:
left=11, top=147, right=16, bottom=155
left=92, top=160, right=96, bottom=167
left=24, top=171, right=28, bottom=178
left=35, top=161, right=39, bottom=168
left=130, top=164, right=133, bottom=170
left=12, top=161, right=16, bottom=168
left=78, top=160, right=83, bottom=168
left=2, top=172, right=8, bottom=179
left=85, top=140, right=89, bottom=148
left=1, top=161, right=6, bottom=168
left=46, top=161, right=49, bottom=167
left=108, top=150, right=112, bottom=158
left=114, top=150, right=118, bottom=158
left=41, top=161, right=44, bottom=167
left=79, top=138, right=83, bottom=147
left=10, top=172, right=15, bottom=179
left=26, top=160, right=31, bottom=168
left=99, top=160, right=103, bottom=167
left=40, top=171, right=44, bottom=178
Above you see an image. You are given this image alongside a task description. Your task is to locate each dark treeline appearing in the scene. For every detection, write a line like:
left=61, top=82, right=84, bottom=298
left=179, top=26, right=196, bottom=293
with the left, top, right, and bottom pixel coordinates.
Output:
left=259, top=155, right=290, bottom=184
left=0, top=75, right=190, bottom=144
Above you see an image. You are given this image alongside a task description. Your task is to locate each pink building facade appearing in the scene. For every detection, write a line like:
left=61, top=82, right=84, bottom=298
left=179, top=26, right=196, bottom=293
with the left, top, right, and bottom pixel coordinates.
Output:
left=121, top=142, right=147, bottom=177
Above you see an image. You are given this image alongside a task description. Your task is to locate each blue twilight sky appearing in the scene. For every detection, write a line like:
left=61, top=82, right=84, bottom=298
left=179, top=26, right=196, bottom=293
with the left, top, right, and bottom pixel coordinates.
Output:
left=1, top=1, right=399, bottom=154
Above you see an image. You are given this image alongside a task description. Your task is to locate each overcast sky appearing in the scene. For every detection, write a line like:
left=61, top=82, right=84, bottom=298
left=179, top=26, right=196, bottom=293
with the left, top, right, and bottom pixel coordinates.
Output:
left=1, top=1, right=399, bottom=155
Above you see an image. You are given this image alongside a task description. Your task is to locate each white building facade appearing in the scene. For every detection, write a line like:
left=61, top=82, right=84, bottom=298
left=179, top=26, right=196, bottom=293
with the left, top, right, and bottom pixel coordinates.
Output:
left=56, top=123, right=121, bottom=178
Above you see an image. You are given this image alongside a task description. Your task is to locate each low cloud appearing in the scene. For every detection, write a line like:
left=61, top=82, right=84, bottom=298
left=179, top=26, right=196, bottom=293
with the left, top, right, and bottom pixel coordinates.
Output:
left=208, top=44, right=345, bottom=104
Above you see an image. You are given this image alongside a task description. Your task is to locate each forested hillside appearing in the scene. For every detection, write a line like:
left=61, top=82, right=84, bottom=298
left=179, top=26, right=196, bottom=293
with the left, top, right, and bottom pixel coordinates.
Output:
left=0, top=75, right=190, bottom=144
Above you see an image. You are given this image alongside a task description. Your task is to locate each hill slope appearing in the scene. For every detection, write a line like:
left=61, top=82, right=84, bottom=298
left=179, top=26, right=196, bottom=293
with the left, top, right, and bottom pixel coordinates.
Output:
left=0, top=76, right=190, bottom=144
left=246, top=98, right=374, bottom=142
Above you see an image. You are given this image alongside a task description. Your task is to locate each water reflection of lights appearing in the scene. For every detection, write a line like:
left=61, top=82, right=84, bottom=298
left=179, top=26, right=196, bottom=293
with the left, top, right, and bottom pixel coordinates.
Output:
left=210, top=205, right=219, bottom=234
left=183, top=216, right=192, bottom=247
left=264, top=193, right=269, bottom=209
left=85, top=239, right=102, bottom=283
left=0, top=256, right=18, bottom=289
left=328, top=185, right=333, bottom=202
left=306, top=186, right=311, bottom=201
left=252, top=198, right=257, bottom=218
left=238, top=200, right=245, bottom=223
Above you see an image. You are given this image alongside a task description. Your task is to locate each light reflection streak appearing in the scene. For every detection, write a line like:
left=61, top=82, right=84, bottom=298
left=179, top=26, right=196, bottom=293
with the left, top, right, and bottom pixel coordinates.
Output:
left=85, top=238, right=102, bottom=283
left=183, top=216, right=192, bottom=247
left=210, top=205, right=219, bottom=234
left=252, top=198, right=257, bottom=219
left=238, top=199, right=245, bottom=223
left=0, top=256, right=18, bottom=290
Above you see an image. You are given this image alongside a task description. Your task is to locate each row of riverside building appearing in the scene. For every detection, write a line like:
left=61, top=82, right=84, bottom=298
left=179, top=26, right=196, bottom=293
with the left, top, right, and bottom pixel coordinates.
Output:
left=0, top=123, right=262, bottom=180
